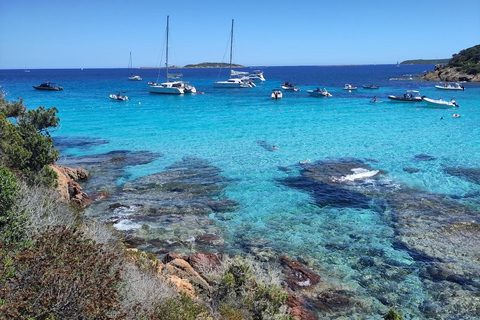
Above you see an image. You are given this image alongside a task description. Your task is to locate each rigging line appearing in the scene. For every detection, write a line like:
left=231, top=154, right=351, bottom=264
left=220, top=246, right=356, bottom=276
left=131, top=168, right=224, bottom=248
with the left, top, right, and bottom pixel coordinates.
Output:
left=216, top=25, right=233, bottom=81
left=155, top=26, right=168, bottom=83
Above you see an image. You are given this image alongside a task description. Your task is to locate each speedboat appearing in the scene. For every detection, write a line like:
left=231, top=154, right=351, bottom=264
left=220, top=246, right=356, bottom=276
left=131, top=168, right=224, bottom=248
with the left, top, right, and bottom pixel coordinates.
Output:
left=435, top=82, right=465, bottom=91
left=271, top=89, right=282, bottom=99
left=281, top=81, right=300, bottom=91
left=110, top=91, right=129, bottom=101
left=388, top=90, right=423, bottom=102
left=128, top=75, right=142, bottom=81
left=33, top=82, right=63, bottom=91
left=248, top=70, right=266, bottom=82
left=422, top=97, right=459, bottom=108
left=307, top=87, right=332, bottom=97
left=343, top=84, right=358, bottom=90
left=362, top=84, right=380, bottom=89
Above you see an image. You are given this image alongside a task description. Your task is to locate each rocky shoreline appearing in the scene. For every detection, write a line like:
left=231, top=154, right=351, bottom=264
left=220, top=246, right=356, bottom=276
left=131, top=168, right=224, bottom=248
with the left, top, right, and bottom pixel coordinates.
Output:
left=423, top=64, right=480, bottom=82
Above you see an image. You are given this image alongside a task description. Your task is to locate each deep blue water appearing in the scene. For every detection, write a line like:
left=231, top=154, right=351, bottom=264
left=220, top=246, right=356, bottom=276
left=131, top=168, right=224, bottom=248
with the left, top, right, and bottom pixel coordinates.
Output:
left=2, top=65, right=480, bottom=319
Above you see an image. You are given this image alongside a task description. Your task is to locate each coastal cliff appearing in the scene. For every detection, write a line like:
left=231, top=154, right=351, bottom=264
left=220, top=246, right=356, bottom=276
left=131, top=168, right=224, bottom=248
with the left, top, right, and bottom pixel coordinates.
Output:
left=423, top=44, right=480, bottom=82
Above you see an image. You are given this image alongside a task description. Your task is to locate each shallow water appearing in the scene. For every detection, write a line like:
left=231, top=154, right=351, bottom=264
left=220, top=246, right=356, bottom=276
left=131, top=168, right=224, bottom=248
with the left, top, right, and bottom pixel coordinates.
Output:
left=2, top=65, right=480, bottom=318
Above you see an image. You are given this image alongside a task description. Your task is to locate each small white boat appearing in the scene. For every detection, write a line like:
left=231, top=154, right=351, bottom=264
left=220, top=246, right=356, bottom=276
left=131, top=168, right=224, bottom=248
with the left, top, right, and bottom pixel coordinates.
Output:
left=435, top=82, right=465, bottom=91
left=422, top=97, right=459, bottom=108
left=110, top=91, right=129, bottom=101
left=271, top=89, right=282, bottom=99
left=388, top=90, right=423, bottom=102
left=281, top=81, right=300, bottom=91
left=343, top=84, right=358, bottom=90
left=127, top=52, right=142, bottom=81
left=307, top=87, right=332, bottom=97
left=248, top=70, right=265, bottom=82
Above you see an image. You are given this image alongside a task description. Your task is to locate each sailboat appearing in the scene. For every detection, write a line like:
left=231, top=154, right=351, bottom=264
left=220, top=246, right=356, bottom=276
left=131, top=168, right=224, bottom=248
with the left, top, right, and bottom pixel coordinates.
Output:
left=149, top=16, right=196, bottom=94
left=24, top=63, right=30, bottom=73
left=213, top=19, right=253, bottom=88
left=128, top=52, right=142, bottom=81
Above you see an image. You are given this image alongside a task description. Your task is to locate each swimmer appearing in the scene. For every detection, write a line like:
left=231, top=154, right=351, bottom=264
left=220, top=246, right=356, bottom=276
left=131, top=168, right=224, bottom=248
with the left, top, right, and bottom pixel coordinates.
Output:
left=453, top=114, right=461, bottom=118
left=299, top=159, right=311, bottom=164
left=272, top=145, right=280, bottom=150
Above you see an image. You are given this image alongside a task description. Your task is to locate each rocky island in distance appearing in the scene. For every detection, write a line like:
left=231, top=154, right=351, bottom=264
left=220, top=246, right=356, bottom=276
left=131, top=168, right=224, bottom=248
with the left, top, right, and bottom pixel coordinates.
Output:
left=139, top=62, right=246, bottom=69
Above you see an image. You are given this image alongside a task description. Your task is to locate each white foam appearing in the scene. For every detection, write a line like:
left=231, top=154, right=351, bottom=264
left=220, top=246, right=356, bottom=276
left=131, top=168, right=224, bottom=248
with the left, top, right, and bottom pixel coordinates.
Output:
left=335, top=168, right=379, bottom=182
left=113, top=219, right=142, bottom=231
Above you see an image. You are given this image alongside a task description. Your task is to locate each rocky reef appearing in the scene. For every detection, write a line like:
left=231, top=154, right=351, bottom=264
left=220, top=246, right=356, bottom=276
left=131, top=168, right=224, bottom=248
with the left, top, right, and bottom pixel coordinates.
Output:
left=423, top=63, right=480, bottom=82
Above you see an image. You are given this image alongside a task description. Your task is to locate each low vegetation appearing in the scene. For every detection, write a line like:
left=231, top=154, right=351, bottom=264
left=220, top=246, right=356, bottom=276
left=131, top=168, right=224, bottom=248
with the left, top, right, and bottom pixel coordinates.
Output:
left=447, top=44, right=480, bottom=75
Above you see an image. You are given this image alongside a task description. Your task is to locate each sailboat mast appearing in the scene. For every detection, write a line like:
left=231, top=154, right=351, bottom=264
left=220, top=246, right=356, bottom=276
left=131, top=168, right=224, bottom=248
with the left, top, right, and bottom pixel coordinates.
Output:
left=166, top=15, right=169, bottom=82
left=229, top=19, right=234, bottom=75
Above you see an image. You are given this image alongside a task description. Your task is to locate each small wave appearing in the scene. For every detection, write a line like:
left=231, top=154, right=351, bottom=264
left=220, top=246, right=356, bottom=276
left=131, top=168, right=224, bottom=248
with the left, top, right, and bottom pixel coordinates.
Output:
left=113, top=219, right=142, bottom=231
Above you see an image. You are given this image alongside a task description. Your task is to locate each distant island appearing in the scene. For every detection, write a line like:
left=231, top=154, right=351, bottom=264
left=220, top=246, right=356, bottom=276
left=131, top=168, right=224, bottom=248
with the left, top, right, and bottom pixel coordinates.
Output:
left=423, top=44, right=480, bottom=82
left=183, top=62, right=246, bottom=68
left=400, top=59, right=450, bottom=65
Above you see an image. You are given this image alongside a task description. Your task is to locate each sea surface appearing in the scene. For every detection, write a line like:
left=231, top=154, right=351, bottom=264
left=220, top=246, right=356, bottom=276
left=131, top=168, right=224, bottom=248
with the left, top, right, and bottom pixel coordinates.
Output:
left=2, top=65, right=480, bottom=319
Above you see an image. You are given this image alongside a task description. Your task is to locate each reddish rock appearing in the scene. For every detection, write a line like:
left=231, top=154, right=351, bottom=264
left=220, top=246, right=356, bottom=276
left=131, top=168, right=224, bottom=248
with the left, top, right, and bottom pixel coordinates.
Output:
left=195, top=233, right=224, bottom=246
left=162, top=252, right=185, bottom=264
left=188, top=253, right=221, bottom=274
left=56, top=165, right=91, bottom=181
left=68, top=180, right=92, bottom=207
left=280, top=256, right=320, bottom=290
left=50, top=165, right=91, bottom=207
left=287, top=295, right=317, bottom=320
left=314, top=290, right=354, bottom=312
left=91, top=190, right=110, bottom=201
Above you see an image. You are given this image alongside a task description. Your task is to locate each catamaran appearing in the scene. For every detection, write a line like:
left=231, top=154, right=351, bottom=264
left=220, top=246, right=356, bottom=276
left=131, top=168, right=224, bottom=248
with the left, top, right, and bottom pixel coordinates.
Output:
left=213, top=19, right=254, bottom=88
left=149, top=16, right=196, bottom=94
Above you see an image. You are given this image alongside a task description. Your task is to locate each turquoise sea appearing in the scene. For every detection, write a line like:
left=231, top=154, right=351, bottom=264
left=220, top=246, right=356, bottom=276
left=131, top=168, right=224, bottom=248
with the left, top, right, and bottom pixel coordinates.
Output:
left=2, top=65, right=480, bottom=319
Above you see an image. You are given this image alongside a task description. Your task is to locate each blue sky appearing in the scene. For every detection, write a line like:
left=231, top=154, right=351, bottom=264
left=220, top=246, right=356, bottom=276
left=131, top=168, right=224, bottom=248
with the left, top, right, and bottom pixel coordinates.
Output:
left=1, top=0, right=479, bottom=69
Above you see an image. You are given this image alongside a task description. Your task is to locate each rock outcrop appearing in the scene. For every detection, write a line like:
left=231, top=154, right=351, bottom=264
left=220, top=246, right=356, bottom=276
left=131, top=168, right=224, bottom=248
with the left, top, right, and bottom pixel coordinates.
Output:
left=423, top=64, right=480, bottom=82
left=50, top=165, right=91, bottom=207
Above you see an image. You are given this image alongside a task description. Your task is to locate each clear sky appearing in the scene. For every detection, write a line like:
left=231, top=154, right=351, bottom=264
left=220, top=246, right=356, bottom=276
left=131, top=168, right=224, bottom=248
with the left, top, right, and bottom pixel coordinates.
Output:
left=1, top=0, right=479, bottom=69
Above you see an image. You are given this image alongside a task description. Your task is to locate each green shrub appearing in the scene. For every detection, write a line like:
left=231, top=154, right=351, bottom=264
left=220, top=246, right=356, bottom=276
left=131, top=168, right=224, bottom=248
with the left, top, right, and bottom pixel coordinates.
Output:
left=156, top=292, right=211, bottom=320
left=384, top=308, right=403, bottom=320
left=0, top=167, right=26, bottom=245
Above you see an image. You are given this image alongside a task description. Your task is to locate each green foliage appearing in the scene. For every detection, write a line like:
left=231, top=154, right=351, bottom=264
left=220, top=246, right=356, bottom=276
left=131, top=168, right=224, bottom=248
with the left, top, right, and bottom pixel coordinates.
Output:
left=0, top=97, right=26, bottom=118
left=0, top=167, right=26, bottom=246
left=157, top=292, right=210, bottom=320
left=219, top=304, right=247, bottom=320
left=384, top=308, right=403, bottom=320
left=447, top=44, right=480, bottom=75
left=0, top=98, right=59, bottom=187
left=0, top=226, right=124, bottom=320
left=400, top=59, right=450, bottom=65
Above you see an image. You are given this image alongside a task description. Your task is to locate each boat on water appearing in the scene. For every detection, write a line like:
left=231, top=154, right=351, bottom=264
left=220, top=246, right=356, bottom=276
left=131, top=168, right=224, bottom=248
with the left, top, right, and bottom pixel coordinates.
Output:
left=435, top=82, right=465, bottom=91
left=127, top=52, right=142, bottom=81
left=389, top=74, right=414, bottom=81
left=362, top=84, right=379, bottom=89
left=149, top=16, right=196, bottom=94
left=281, top=81, right=300, bottom=91
left=271, top=89, right=282, bottom=99
left=343, top=84, right=358, bottom=90
left=109, top=91, right=129, bottom=101
left=388, top=90, right=423, bottom=102
left=248, top=70, right=265, bottom=82
left=33, top=82, right=63, bottom=91
left=213, top=19, right=254, bottom=88
left=422, top=97, right=459, bottom=108
left=307, top=87, right=332, bottom=97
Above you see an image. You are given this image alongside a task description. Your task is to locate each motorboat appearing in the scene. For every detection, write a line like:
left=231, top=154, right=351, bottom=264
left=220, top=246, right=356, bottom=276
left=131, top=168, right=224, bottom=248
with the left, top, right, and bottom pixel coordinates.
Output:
left=281, top=81, right=300, bottom=91
left=435, top=82, right=465, bottom=91
left=271, top=89, right=282, bottom=99
left=422, top=97, right=459, bottom=108
left=388, top=90, right=423, bottom=102
left=213, top=20, right=253, bottom=89
left=307, top=87, right=332, bottom=97
left=248, top=70, right=266, bottom=82
left=127, top=52, right=142, bottom=81
left=149, top=16, right=196, bottom=94
left=33, top=82, right=63, bottom=91
left=343, top=84, right=358, bottom=90
left=110, top=91, right=129, bottom=101
left=362, top=84, right=379, bottom=89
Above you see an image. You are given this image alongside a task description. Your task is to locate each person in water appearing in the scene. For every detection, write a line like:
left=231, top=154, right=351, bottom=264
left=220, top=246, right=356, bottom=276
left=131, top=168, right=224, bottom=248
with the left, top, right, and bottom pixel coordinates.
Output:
left=272, top=145, right=279, bottom=150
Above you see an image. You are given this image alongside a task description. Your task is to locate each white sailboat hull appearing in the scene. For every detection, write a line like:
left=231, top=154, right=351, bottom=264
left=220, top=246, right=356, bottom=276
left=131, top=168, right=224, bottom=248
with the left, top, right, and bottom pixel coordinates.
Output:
left=213, top=78, right=252, bottom=88
left=149, top=81, right=184, bottom=94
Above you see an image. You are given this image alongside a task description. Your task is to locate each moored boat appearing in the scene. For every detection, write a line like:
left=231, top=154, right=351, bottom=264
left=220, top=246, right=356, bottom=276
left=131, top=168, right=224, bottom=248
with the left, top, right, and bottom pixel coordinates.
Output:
left=435, top=82, right=465, bottom=91
left=110, top=91, right=129, bottom=101
left=362, top=84, right=379, bottom=89
left=248, top=70, right=265, bottom=82
left=307, top=87, right=332, bottom=97
left=281, top=81, right=300, bottom=91
left=271, top=89, right=282, bottom=99
left=33, top=82, right=63, bottom=91
left=422, top=97, right=459, bottom=108
left=388, top=90, right=423, bottom=102
left=343, top=84, right=358, bottom=90
left=127, top=52, right=142, bottom=81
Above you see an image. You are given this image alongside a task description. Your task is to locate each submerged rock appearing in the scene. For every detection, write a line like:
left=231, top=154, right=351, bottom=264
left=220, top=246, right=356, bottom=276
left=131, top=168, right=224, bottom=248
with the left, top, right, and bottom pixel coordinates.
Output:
left=444, top=166, right=480, bottom=185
